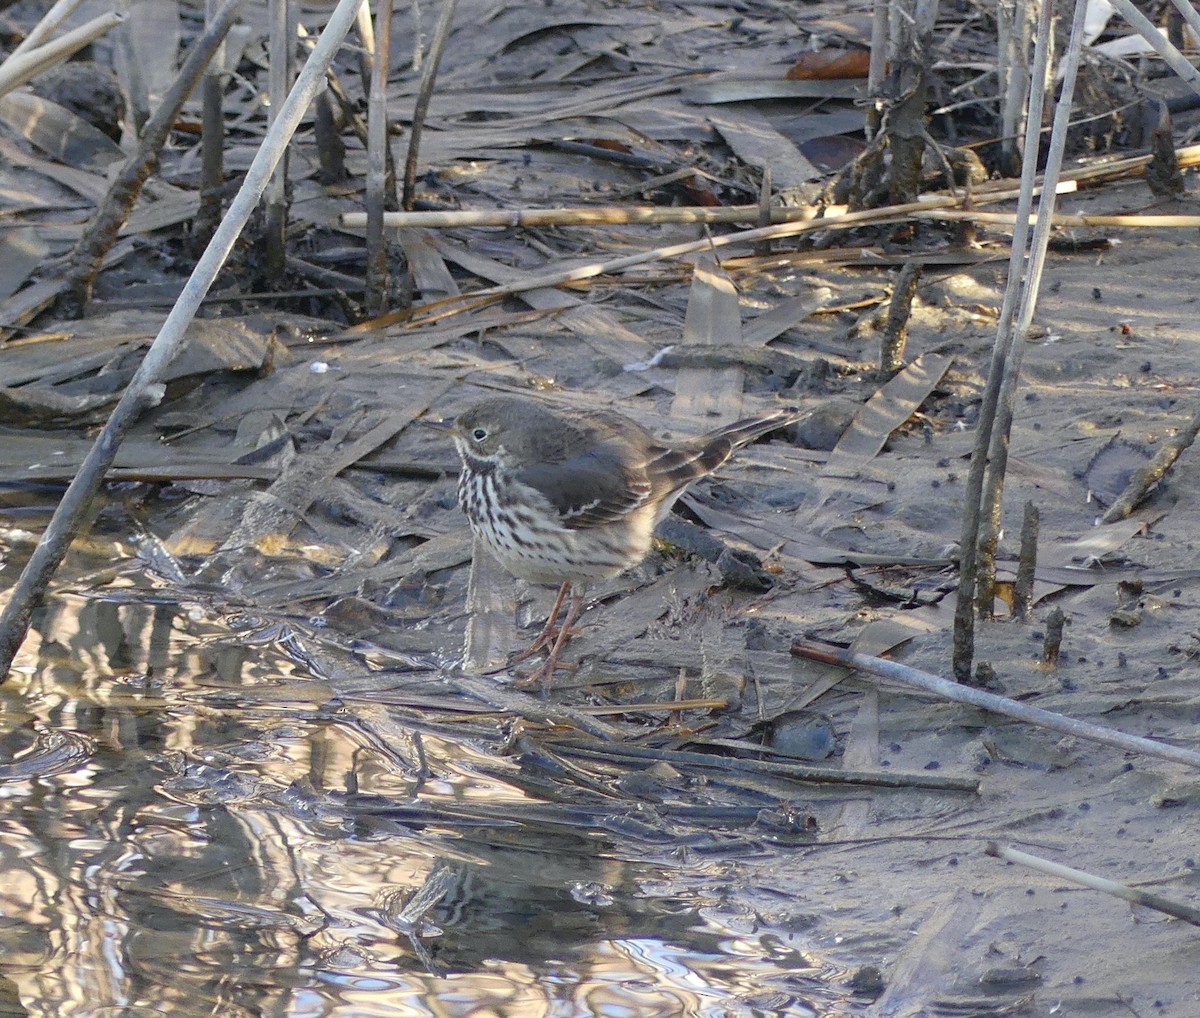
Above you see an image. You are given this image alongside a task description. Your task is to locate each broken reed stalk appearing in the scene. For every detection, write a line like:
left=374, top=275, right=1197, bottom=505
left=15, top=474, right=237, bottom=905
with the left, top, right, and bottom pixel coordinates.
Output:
left=264, top=0, right=297, bottom=282
left=1041, top=606, right=1066, bottom=665
left=371, top=193, right=1030, bottom=319
left=55, top=0, right=248, bottom=317
left=0, top=0, right=368, bottom=680
left=952, top=0, right=1062, bottom=682
left=197, top=0, right=227, bottom=243
left=401, top=0, right=459, bottom=210
left=365, top=0, right=396, bottom=314
left=880, top=262, right=920, bottom=376
left=1100, top=402, right=1200, bottom=523
left=791, top=638, right=1200, bottom=770
left=986, top=843, right=1200, bottom=926
left=1012, top=501, right=1038, bottom=620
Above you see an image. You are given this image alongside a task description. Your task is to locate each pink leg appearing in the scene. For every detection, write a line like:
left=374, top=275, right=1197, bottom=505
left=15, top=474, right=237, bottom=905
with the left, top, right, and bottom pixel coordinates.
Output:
left=530, top=590, right=585, bottom=692
left=509, top=580, right=571, bottom=664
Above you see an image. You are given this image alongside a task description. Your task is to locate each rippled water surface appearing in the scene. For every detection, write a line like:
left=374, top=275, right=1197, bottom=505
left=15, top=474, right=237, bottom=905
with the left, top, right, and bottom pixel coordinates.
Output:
left=0, top=524, right=875, bottom=1018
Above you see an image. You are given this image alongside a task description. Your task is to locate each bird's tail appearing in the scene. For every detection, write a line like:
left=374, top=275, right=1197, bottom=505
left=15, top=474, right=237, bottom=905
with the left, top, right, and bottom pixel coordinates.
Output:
left=706, top=406, right=802, bottom=451
left=644, top=406, right=800, bottom=497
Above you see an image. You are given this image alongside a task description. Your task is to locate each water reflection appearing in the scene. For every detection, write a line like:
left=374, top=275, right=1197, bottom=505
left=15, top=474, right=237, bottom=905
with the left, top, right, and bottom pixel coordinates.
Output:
left=0, top=583, right=853, bottom=1018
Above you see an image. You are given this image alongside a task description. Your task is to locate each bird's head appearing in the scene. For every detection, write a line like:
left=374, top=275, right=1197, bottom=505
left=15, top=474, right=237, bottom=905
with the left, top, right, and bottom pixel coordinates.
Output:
left=449, top=396, right=541, bottom=466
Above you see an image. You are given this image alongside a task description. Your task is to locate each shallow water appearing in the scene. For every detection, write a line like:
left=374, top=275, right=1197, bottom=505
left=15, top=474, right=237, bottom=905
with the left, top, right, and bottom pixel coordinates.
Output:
left=0, top=528, right=868, bottom=1018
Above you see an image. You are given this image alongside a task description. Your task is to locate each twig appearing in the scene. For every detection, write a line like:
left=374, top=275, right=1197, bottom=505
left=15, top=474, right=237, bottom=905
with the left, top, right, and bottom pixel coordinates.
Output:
left=0, top=0, right=369, bottom=679
left=401, top=0, right=459, bottom=210
left=1100, top=402, right=1200, bottom=523
left=986, top=843, right=1200, bottom=926
left=792, top=638, right=1200, bottom=769
left=56, top=0, right=248, bottom=317
left=558, top=740, right=981, bottom=792
left=343, top=204, right=827, bottom=228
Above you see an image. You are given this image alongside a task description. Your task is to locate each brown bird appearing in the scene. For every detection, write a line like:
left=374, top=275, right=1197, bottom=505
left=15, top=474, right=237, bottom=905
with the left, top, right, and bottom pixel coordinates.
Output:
left=444, top=395, right=799, bottom=686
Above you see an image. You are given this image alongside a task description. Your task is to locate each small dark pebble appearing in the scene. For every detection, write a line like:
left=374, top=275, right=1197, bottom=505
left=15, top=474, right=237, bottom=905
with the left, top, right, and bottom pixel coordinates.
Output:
left=847, top=965, right=885, bottom=996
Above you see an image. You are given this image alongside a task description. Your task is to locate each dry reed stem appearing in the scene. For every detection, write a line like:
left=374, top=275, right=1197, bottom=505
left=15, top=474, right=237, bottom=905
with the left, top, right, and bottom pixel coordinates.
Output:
left=793, top=639, right=1200, bottom=769
left=365, top=0, right=396, bottom=313
left=10, top=0, right=89, bottom=58
left=0, top=11, right=124, bottom=101
left=986, top=844, right=1200, bottom=926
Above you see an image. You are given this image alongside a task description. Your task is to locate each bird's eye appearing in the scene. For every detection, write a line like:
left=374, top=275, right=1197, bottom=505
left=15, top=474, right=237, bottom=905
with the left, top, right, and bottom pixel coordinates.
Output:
left=472, top=427, right=488, bottom=442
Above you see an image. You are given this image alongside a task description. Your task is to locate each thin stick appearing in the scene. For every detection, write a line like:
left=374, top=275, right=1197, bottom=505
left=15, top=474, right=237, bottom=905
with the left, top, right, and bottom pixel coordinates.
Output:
left=340, top=138, right=1200, bottom=231
left=365, top=0, right=395, bottom=314
left=1100, top=402, right=1200, bottom=523
left=263, top=0, right=297, bottom=282
left=792, top=639, right=1200, bottom=770
left=401, top=0, right=459, bottom=210
left=0, top=0, right=369, bottom=679
left=197, top=0, right=227, bottom=242
left=343, top=204, right=827, bottom=228
left=986, top=843, right=1200, bottom=926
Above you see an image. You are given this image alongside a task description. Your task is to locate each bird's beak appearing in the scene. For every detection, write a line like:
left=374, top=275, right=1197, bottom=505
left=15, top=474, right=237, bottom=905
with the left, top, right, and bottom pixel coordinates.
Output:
left=418, top=414, right=455, bottom=433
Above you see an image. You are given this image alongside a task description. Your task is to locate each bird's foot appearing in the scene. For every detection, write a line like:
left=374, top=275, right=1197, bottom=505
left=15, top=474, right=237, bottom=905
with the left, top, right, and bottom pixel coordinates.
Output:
left=507, top=580, right=573, bottom=664
left=507, top=623, right=584, bottom=665
left=511, top=656, right=578, bottom=693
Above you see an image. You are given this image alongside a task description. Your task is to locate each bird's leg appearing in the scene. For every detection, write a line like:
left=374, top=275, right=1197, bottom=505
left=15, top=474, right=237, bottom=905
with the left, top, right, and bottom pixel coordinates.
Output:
left=530, top=589, right=586, bottom=692
left=508, top=580, right=571, bottom=664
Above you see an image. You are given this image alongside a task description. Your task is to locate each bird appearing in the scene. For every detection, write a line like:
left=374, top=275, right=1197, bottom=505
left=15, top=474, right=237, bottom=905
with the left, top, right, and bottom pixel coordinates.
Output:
left=442, top=394, right=800, bottom=687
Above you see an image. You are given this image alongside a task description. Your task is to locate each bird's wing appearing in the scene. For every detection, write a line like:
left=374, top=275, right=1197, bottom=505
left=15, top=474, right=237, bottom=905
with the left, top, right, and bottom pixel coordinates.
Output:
left=512, top=443, right=652, bottom=530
